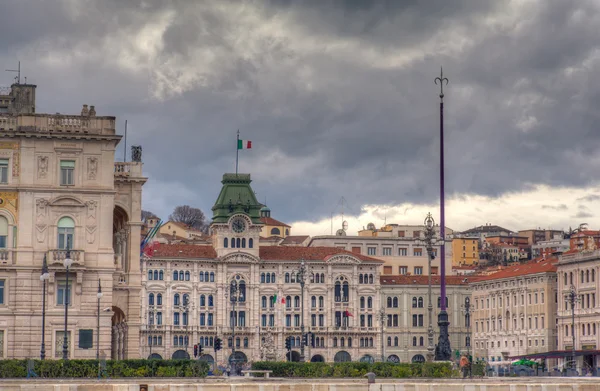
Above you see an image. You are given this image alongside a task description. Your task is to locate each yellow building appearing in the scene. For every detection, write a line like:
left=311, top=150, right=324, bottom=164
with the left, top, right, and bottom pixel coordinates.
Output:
left=452, top=237, right=479, bottom=266
left=258, top=206, right=291, bottom=238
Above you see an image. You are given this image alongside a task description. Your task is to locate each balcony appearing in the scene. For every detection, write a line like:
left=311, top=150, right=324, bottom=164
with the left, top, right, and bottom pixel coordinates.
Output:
left=0, top=249, right=14, bottom=265
left=114, top=162, right=143, bottom=177
left=49, top=249, right=84, bottom=265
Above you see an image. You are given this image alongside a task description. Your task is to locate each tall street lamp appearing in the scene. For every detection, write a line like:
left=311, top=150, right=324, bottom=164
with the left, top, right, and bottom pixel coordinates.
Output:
left=434, top=68, right=452, bottom=361
left=421, top=212, right=439, bottom=362
left=40, top=255, right=50, bottom=360
left=97, top=279, right=103, bottom=379
left=462, top=297, right=472, bottom=378
left=226, top=280, right=244, bottom=375
left=567, top=285, right=580, bottom=370
left=293, top=259, right=310, bottom=362
left=62, top=247, right=73, bottom=360
left=378, top=308, right=386, bottom=362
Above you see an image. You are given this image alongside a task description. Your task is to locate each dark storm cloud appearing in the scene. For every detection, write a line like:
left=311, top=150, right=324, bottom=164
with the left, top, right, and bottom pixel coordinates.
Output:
left=2, top=0, right=600, bottom=225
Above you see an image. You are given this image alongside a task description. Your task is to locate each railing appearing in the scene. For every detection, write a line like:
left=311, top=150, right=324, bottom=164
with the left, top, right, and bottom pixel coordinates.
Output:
left=559, top=250, right=600, bottom=264
left=49, top=249, right=84, bottom=264
left=114, top=162, right=143, bottom=177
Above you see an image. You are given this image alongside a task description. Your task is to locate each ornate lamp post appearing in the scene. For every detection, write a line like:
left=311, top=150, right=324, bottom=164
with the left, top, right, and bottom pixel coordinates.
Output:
left=434, top=68, right=452, bottom=361
left=40, top=255, right=50, bottom=360
left=462, top=297, right=472, bottom=378
left=96, top=279, right=103, bottom=379
left=62, top=247, right=73, bottom=360
left=420, top=212, right=440, bottom=362
left=226, top=280, right=244, bottom=375
left=378, top=308, right=386, bottom=362
left=567, top=285, right=580, bottom=369
left=292, top=259, right=311, bottom=362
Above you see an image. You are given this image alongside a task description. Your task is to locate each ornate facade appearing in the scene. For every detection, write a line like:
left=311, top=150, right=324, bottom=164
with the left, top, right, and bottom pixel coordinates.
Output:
left=140, top=174, right=384, bottom=363
left=0, top=81, right=146, bottom=359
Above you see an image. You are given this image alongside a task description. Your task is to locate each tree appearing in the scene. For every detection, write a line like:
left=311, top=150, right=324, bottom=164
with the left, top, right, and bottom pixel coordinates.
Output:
left=141, top=210, right=159, bottom=222
left=169, top=205, right=206, bottom=231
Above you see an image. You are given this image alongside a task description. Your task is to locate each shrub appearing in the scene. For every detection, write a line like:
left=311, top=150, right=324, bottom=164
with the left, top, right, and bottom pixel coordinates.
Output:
left=251, top=361, right=453, bottom=378
left=0, top=359, right=209, bottom=379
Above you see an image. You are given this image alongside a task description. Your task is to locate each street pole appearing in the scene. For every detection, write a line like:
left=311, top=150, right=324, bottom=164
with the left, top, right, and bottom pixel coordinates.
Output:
left=423, top=213, right=436, bottom=362
left=62, top=246, right=73, bottom=360
left=378, top=308, right=386, bottom=362
left=97, top=279, right=103, bottom=379
left=434, top=68, right=451, bottom=361
left=568, top=285, right=579, bottom=370
left=294, top=260, right=310, bottom=362
left=40, top=255, right=49, bottom=360
left=463, top=297, right=472, bottom=378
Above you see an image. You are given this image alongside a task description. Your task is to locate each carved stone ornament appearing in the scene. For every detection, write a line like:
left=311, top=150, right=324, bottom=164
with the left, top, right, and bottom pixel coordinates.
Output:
left=37, top=155, right=48, bottom=179
left=87, top=157, right=98, bottom=180
left=131, top=145, right=142, bottom=162
left=85, top=200, right=98, bottom=244
left=260, top=331, right=277, bottom=361
left=35, top=198, right=49, bottom=243
left=325, top=254, right=361, bottom=265
left=220, top=252, right=259, bottom=264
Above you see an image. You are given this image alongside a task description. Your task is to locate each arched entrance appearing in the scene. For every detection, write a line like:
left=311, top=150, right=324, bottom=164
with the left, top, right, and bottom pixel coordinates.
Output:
left=286, top=351, right=301, bottom=362
left=113, top=206, right=130, bottom=273
left=412, top=354, right=425, bottom=363
left=200, top=354, right=214, bottom=363
left=228, top=351, right=248, bottom=364
left=311, top=354, right=325, bottom=362
left=110, top=306, right=127, bottom=360
left=172, top=350, right=190, bottom=360
left=360, top=355, right=375, bottom=363
left=387, top=355, right=400, bottom=363
left=334, top=351, right=351, bottom=363
left=148, top=353, right=162, bottom=360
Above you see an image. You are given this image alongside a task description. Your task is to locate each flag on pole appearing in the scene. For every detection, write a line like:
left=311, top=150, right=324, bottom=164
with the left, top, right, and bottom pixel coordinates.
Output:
left=344, top=310, right=353, bottom=317
left=272, top=295, right=278, bottom=304
left=281, top=297, right=286, bottom=304
left=237, top=140, right=252, bottom=149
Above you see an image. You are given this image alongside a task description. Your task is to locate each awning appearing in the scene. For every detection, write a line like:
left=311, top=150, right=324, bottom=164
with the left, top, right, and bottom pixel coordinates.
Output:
left=509, top=350, right=600, bottom=360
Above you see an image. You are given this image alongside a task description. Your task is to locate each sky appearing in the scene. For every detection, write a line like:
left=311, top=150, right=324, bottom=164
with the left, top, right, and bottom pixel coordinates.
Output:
left=1, top=0, right=600, bottom=236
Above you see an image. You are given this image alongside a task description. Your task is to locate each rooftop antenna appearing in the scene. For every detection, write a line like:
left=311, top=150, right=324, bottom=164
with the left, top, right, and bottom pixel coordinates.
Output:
left=5, top=61, right=21, bottom=84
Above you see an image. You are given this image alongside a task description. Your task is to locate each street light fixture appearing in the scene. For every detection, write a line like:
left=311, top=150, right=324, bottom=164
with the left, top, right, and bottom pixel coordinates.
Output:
left=96, top=279, right=103, bottom=379
left=40, top=255, right=50, bottom=360
left=462, top=297, right=472, bottom=378
left=226, top=279, right=244, bottom=375
left=62, top=246, right=73, bottom=360
left=378, top=308, right=386, bottom=362
left=567, top=285, right=580, bottom=370
left=292, top=259, right=311, bottom=362
left=420, top=212, right=440, bottom=362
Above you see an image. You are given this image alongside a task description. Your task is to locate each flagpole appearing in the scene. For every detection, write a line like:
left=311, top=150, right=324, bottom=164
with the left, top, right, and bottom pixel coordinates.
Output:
left=236, top=130, right=240, bottom=175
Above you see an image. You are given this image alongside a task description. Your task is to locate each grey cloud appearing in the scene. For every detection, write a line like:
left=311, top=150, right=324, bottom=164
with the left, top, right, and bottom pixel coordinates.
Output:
left=541, top=204, right=568, bottom=211
left=1, top=0, right=600, bottom=226
left=573, top=212, right=594, bottom=219
left=577, top=194, right=600, bottom=202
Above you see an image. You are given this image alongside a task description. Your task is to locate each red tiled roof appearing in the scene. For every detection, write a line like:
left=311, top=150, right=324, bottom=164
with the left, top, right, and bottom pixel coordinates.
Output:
left=380, top=275, right=472, bottom=286
left=150, top=243, right=217, bottom=258
left=453, top=265, right=477, bottom=270
left=474, top=258, right=558, bottom=282
left=260, top=217, right=291, bottom=228
left=259, top=246, right=384, bottom=263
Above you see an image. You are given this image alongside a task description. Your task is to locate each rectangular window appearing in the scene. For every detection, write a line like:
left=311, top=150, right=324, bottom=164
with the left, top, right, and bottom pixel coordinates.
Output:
left=0, top=159, right=8, bottom=184
left=399, top=266, right=408, bottom=275
left=412, top=315, right=417, bottom=327
left=413, top=248, right=422, bottom=256
left=56, top=281, right=72, bottom=306
left=431, top=266, right=439, bottom=275
left=55, top=331, right=71, bottom=359
left=418, top=314, right=424, bottom=327
left=208, top=313, right=213, bottom=326
left=262, top=315, right=267, bottom=327
left=286, top=314, right=291, bottom=327
left=200, top=313, right=205, bottom=326
left=398, top=248, right=407, bottom=256
left=311, top=314, right=316, bottom=327
left=367, top=247, right=376, bottom=256
left=383, top=266, right=392, bottom=275
left=351, top=247, right=361, bottom=254
left=383, top=247, right=392, bottom=256
left=269, top=314, right=275, bottom=326
left=0, top=279, right=4, bottom=304
left=414, top=267, right=423, bottom=275
left=174, top=312, right=180, bottom=325
left=398, top=230, right=405, bottom=237
left=60, top=160, right=75, bottom=186
left=413, top=231, right=421, bottom=238
left=294, top=314, right=300, bottom=327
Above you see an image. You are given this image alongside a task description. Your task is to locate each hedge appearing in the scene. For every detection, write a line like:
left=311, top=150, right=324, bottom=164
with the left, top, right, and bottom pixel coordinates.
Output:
left=251, top=362, right=455, bottom=378
left=0, top=359, right=209, bottom=378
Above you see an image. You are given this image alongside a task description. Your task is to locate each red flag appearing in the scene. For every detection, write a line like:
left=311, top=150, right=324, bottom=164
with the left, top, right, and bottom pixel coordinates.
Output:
left=281, top=297, right=286, bottom=304
left=344, top=310, right=353, bottom=317
left=143, top=241, right=158, bottom=257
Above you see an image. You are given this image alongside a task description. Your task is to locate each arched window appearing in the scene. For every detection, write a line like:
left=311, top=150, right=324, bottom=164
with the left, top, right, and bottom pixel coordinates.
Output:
left=57, top=216, right=75, bottom=249
left=333, top=337, right=338, bottom=347
left=581, top=270, right=584, bottom=283
left=419, top=337, right=424, bottom=346
left=319, top=296, right=324, bottom=308
left=340, top=337, right=345, bottom=347
left=200, top=295, right=206, bottom=307
left=387, top=337, right=391, bottom=346
left=294, top=296, right=300, bottom=308
left=286, top=296, right=291, bottom=308
left=348, top=337, right=352, bottom=347
left=173, top=271, right=178, bottom=281
left=231, top=238, right=236, bottom=248
left=157, top=293, right=162, bottom=305
left=312, top=296, right=317, bottom=308
left=208, top=295, right=213, bottom=306
left=183, top=294, right=189, bottom=306
left=367, top=297, right=373, bottom=308
left=393, top=297, right=398, bottom=308
left=153, top=270, right=158, bottom=280
left=159, top=270, right=164, bottom=280
left=185, top=271, right=190, bottom=281
left=174, top=294, right=180, bottom=306
left=148, top=270, right=153, bottom=280
left=369, top=274, right=373, bottom=284
left=586, top=270, right=590, bottom=283
left=236, top=238, right=241, bottom=248
left=360, top=297, right=365, bottom=309
left=266, top=273, right=271, bottom=283
left=249, top=238, right=253, bottom=248
left=199, top=272, right=204, bottom=282
left=335, top=281, right=341, bottom=301
left=394, top=336, right=398, bottom=346
left=418, top=297, right=424, bottom=308
left=359, top=275, right=364, bottom=284
left=413, top=337, right=417, bottom=346
left=204, top=272, right=209, bottom=281
left=412, top=297, right=417, bottom=308
left=271, top=228, right=280, bottom=235
left=564, top=273, right=568, bottom=285
left=224, top=238, right=228, bottom=248
left=342, top=281, right=349, bottom=301
left=149, top=293, right=154, bottom=305
left=242, top=238, right=246, bottom=248
left=261, top=273, right=265, bottom=283
left=271, top=273, right=276, bottom=283
left=179, top=271, right=184, bottom=281
left=210, top=272, right=215, bottom=282
left=238, top=281, right=246, bottom=301
left=387, top=297, right=392, bottom=308
left=466, top=336, right=471, bottom=347
left=285, top=273, right=290, bottom=283
left=262, top=296, right=267, bottom=308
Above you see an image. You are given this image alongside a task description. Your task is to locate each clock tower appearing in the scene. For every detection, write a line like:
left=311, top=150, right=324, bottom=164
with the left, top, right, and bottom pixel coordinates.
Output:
left=210, top=173, right=263, bottom=258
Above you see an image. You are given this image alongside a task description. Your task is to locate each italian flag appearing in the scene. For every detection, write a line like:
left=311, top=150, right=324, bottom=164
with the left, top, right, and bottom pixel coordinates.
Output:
left=238, top=140, right=252, bottom=149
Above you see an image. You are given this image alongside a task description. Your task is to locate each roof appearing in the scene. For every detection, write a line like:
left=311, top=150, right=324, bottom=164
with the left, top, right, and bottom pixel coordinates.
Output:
left=211, top=173, right=263, bottom=224
left=150, top=243, right=217, bottom=258
left=260, top=216, right=290, bottom=227
left=259, top=246, right=384, bottom=263
left=453, top=265, right=478, bottom=270
left=380, top=275, right=472, bottom=286
left=473, top=258, right=558, bottom=282
left=280, top=235, right=310, bottom=245
left=462, top=225, right=513, bottom=234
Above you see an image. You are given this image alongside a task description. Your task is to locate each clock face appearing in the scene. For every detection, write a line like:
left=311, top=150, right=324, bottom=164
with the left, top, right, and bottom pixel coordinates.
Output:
left=231, top=217, right=247, bottom=233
